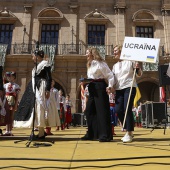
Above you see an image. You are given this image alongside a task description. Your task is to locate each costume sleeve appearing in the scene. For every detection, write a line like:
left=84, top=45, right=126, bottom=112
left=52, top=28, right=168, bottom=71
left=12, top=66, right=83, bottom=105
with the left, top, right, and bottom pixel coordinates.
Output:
left=100, top=62, right=115, bottom=87
left=44, top=66, right=52, bottom=91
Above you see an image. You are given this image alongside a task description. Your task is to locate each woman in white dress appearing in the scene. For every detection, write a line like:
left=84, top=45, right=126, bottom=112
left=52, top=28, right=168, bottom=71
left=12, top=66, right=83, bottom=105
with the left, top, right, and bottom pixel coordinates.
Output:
left=45, top=79, right=60, bottom=135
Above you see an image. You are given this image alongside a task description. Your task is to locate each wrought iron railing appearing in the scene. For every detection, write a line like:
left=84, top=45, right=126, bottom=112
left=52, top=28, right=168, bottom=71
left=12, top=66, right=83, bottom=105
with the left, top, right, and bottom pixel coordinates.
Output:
left=5, top=43, right=114, bottom=56
left=2, top=43, right=164, bottom=59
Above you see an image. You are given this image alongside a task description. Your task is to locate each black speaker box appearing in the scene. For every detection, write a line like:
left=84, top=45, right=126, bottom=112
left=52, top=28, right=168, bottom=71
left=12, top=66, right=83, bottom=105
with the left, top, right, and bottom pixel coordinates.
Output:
left=71, top=113, right=87, bottom=127
left=158, top=65, right=170, bottom=86
left=141, top=102, right=166, bottom=128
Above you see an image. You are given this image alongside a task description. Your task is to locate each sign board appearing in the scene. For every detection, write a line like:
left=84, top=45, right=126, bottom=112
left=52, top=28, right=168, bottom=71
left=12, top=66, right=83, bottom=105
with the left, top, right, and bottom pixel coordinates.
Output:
left=120, top=37, right=160, bottom=63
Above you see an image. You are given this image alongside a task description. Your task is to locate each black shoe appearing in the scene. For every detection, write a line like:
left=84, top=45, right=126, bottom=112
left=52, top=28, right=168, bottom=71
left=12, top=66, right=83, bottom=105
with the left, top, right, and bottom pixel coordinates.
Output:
left=81, top=133, right=93, bottom=140
left=99, top=138, right=111, bottom=142
left=81, top=136, right=91, bottom=140
left=0, top=129, right=2, bottom=135
left=35, top=134, right=46, bottom=139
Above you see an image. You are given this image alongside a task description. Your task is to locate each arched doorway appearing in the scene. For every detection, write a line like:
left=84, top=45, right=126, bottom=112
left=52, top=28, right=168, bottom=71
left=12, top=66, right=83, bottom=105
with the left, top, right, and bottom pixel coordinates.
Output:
left=53, top=80, right=65, bottom=96
left=138, top=81, right=159, bottom=103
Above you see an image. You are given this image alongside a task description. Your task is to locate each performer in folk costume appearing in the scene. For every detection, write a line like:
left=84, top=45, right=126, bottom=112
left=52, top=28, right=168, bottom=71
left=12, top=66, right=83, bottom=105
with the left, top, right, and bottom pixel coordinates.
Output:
left=136, top=102, right=142, bottom=127
left=109, top=92, right=117, bottom=135
left=14, top=50, right=60, bottom=139
left=56, top=89, right=66, bottom=130
left=65, top=94, right=72, bottom=129
left=0, top=66, right=3, bottom=135
left=81, top=84, right=89, bottom=113
left=45, top=79, right=60, bottom=135
left=1, top=71, right=20, bottom=136
left=132, top=106, right=137, bottom=127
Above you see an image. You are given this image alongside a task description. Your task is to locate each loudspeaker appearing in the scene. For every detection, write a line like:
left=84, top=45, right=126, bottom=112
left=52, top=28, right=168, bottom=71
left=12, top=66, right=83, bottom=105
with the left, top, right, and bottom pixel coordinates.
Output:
left=71, top=113, right=87, bottom=127
left=141, top=104, right=147, bottom=126
left=158, top=65, right=170, bottom=86
left=141, top=102, right=166, bottom=128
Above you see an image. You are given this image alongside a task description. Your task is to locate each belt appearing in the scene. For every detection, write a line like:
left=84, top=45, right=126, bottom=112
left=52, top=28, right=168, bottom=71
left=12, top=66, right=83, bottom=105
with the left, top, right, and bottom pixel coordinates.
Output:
left=110, top=103, right=115, bottom=107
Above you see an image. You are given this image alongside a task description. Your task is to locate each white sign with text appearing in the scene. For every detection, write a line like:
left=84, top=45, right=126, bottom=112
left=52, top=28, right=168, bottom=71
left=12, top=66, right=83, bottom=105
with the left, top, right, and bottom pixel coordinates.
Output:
left=120, top=37, right=160, bottom=63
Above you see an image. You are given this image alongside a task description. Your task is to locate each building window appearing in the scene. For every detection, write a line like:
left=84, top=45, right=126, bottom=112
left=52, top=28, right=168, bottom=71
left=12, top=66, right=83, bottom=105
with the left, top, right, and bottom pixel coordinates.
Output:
left=0, top=24, right=13, bottom=44
left=136, top=26, right=153, bottom=38
left=88, top=25, right=105, bottom=45
left=136, top=26, right=158, bottom=71
left=41, top=24, right=59, bottom=44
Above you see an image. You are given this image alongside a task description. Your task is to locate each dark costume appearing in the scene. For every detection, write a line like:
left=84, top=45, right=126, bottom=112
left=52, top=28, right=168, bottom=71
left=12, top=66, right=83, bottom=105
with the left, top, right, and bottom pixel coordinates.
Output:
left=14, top=60, right=60, bottom=128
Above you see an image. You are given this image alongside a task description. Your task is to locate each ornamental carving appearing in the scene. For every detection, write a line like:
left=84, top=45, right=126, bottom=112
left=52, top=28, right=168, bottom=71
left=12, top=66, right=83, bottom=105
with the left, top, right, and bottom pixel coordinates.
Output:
left=46, top=0, right=57, bottom=7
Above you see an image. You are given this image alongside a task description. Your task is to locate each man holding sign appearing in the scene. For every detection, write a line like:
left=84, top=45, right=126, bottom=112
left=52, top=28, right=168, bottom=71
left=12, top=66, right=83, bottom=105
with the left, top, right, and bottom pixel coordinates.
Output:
left=112, top=37, right=160, bottom=143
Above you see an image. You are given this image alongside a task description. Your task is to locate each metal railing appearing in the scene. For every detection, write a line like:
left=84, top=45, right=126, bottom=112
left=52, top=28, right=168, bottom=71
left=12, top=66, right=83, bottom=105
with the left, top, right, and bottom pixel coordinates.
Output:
left=5, top=43, right=114, bottom=56
left=2, top=43, right=164, bottom=58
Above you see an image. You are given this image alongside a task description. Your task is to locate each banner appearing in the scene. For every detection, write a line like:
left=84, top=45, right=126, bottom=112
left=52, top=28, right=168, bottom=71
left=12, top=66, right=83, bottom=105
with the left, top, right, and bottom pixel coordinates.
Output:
left=159, top=87, right=165, bottom=102
left=134, top=85, right=141, bottom=107
left=120, top=37, right=160, bottom=63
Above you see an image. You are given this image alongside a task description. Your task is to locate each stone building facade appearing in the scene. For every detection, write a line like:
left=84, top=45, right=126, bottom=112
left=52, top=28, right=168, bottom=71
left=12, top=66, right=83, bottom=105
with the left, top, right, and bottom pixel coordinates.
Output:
left=0, top=0, right=170, bottom=113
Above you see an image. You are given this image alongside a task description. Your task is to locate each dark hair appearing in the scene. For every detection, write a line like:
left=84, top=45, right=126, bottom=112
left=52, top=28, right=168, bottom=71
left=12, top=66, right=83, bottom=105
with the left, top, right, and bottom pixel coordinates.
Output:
left=6, top=71, right=16, bottom=79
left=33, top=50, right=44, bottom=58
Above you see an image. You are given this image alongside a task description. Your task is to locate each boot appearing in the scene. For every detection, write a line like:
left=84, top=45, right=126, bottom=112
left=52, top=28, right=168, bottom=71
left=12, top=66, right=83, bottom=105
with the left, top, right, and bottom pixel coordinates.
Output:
left=66, top=123, right=69, bottom=129
left=56, top=126, right=59, bottom=131
left=112, top=125, right=116, bottom=135
left=45, top=127, right=53, bottom=135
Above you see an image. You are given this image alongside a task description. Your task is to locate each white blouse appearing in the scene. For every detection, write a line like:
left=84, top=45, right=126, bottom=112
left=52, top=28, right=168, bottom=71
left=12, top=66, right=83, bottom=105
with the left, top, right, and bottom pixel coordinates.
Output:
left=112, top=60, right=138, bottom=90
left=51, top=87, right=59, bottom=108
left=66, top=100, right=72, bottom=107
left=87, top=60, right=115, bottom=87
left=59, top=95, right=66, bottom=111
left=4, top=82, right=20, bottom=94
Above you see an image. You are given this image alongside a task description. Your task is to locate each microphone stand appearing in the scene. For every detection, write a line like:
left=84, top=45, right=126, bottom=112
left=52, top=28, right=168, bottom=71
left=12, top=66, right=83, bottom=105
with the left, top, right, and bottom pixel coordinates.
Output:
left=24, top=52, right=38, bottom=147
left=14, top=42, right=54, bottom=147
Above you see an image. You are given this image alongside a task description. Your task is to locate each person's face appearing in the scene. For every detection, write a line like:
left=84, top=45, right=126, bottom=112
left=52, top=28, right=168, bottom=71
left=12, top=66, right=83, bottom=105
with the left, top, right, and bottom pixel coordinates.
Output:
left=51, top=80, right=55, bottom=87
left=86, top=50, right=93, bottom=61
left=6, top=74, right=15, bottom=82
left=59, top=91, right=63, bottom=95
left=32, top=54, right=42, bottom=63
left=113, top=47, right=121, bottom=59
left=32, top=54, right=38, bottom=63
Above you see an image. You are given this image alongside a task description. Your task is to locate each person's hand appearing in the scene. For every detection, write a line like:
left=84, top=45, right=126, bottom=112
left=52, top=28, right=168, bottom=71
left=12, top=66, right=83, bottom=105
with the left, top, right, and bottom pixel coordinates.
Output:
left=134, top=62, right=141, bottom=69
left=14, top=105, right=18, bottom=111
left=106, top=87, right=114, bottom=94
left=45, top=91, right=50, bottom=99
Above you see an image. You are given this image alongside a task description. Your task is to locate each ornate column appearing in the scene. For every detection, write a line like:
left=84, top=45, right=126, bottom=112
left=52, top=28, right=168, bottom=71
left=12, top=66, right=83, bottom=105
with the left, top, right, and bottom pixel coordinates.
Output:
left=114, top=0, right=126, bottom=44
left=69, top=0, right=79, bottom=50
left=68, top=0, right=79, bottom=113
left=161, top=2, right=170, bottom=54
left=23, top=4, right=32, bottom=45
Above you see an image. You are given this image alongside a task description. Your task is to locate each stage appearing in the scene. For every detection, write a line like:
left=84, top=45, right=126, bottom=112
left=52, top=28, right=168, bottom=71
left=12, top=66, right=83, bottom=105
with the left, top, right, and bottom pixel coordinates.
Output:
left=0, top=126, right=170, bottom=169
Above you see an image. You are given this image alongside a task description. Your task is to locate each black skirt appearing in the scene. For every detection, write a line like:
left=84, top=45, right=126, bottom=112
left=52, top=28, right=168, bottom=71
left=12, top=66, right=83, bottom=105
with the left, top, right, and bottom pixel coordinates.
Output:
left=14, top=81, right=34, bottom=121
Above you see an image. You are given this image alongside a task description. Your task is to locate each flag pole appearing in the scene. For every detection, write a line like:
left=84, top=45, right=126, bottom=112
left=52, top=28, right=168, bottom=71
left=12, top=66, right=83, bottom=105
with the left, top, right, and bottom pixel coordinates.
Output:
left=122, top=67, right=136, bottom=128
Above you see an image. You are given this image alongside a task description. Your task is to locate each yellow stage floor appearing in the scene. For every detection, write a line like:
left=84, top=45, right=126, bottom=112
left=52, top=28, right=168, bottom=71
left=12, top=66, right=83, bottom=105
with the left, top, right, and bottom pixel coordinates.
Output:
left=0, top=126, right=170, bottom=170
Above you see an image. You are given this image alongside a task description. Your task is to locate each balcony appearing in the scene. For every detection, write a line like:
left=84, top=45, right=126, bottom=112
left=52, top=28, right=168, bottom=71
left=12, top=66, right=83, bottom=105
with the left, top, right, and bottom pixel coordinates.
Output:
left=3, top=43, right=114, bottom=57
